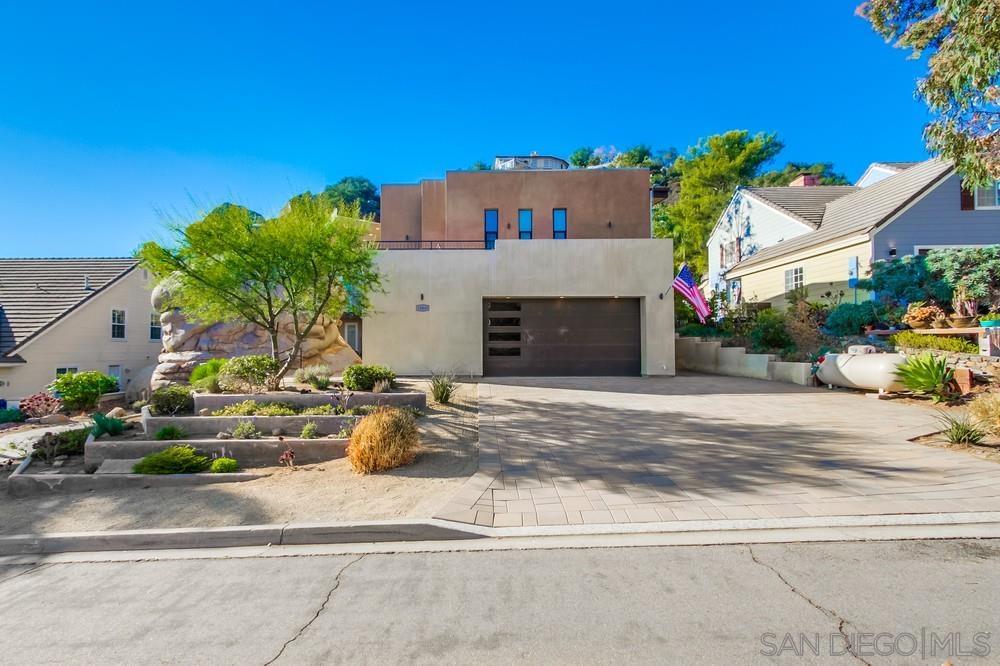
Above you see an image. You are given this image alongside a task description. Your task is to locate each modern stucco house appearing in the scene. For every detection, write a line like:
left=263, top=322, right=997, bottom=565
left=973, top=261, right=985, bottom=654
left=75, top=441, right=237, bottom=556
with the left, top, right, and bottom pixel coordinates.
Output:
left=362, top=157, right=675, bottom=377
left=0, top=258, right=161, bottom=404
left=710, top=158, right=1000, bottom=309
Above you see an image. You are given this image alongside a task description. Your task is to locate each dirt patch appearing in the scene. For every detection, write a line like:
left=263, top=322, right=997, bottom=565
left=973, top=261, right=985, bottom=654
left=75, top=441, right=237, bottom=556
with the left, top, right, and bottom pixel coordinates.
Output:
left=914, top=433, right=1000, bottom=464
left=0, top=381, right=478, bottom=535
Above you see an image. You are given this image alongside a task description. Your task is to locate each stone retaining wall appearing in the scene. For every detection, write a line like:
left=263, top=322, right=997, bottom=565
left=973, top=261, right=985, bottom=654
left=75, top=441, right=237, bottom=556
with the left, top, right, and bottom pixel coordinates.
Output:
left=675, top=337, right=813, bottom=386
left=896, top=347, right=1000, bottom=380
left=141, top=406, right=358, bottom=436
left=85, top=436, right=348, bottom=471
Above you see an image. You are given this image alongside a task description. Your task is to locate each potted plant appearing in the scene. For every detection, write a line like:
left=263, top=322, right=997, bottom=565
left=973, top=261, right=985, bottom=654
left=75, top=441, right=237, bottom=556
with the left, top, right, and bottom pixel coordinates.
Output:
left=902, top=302, right=945, bottom=329
left=948, top=285, right=979, bottom=328
left=981, top=312, right=1000, bottom=328
left=931, top=314, right=951, bottom=329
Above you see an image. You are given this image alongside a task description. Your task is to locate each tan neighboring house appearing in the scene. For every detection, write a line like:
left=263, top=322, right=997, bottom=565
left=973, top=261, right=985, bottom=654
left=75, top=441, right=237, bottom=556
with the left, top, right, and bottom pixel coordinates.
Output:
left=364, top=156, right=675, bottom=377
left=0, top=258, right=161, bottom=405
left=719, top=158, right=1000, bottom=309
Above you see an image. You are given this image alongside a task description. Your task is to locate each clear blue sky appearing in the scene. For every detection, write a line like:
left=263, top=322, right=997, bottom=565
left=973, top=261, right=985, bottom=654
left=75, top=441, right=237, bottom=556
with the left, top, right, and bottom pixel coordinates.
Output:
left=0, top=1, right=930, bottom=257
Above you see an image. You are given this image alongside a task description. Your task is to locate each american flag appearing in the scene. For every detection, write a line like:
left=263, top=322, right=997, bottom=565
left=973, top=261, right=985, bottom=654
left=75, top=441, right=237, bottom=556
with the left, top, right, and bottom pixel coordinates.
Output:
left=672, top=263, right=711, bottom=323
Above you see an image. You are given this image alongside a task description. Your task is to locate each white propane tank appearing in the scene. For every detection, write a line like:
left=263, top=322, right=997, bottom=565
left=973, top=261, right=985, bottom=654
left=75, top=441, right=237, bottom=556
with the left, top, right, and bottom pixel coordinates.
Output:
left=816, top=353, right=907, bottom=392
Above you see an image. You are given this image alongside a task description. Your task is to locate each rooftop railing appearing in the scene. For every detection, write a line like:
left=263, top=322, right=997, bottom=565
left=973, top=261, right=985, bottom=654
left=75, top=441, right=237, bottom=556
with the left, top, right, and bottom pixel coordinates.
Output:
left=377, top=240, right=490, bottom=250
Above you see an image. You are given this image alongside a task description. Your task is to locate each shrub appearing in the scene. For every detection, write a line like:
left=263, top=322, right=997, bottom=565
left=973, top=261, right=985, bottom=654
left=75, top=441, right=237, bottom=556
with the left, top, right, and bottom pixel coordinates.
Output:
left=936, top=412, right=987, bottom=445
left=677, top=322, right=731, bottom=338
left=902, top=302, right=946, bottom=327
left=0, top=408, right=24, bottom=424
left=133, top=445, right=210, bottom=474
left=190, top=358, right=228, bottom=393
left=889, top=331, right=980, bottom=354
left=347, top=407, right=420, bottom=474
left=300, top=404, right=336, bottom=416
left=430, top=373, right=457, bottom=403
left=155, top=425, right=187, bottom=441
left=210, top=457, right=239, bottom=473
left=748, top=310, right=794, bottom=353
left=150, top=386, right=194, bottom=416
left=18, top=392, right=63, bottom=418
left=91, top=413, right=125, bottom=439
left=212, top=400, right=297, bottom=416
left=968, top=393, right=1000, bottom=435
left=48, top=371, right=118, bottom=410
left=300, top=421, right=320, bottom=439
left=782, top=301, right=829, bottom=360
left=857, top=254, right=952, bottom=306
left=254, top=402, right=297, bottom=416
left=218, top=355, right=280, bottom=393
left=230, top=420, right=262, bottom=439
left=32, top=428, right=91, bottom=462
left=342, top=364, right=396, bottom=391
left=212, top=400, right=259, bottom=416
left=824, top=302, right=881, bottom=336
left=894, top=353, right=956, bottom=402
left=294, top=364, right=332, bottom=390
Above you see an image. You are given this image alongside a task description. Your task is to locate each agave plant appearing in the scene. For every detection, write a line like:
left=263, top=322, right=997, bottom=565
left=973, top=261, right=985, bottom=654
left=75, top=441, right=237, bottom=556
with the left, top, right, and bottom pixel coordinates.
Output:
left=894, top=353, right=956, bottom=403
left=935, top=412, right=987, bottom=446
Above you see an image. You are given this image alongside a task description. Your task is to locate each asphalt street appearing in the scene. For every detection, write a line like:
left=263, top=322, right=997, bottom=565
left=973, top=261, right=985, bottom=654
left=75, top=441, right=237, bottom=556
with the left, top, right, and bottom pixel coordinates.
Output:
left=1, top=539, right=998, bottom=664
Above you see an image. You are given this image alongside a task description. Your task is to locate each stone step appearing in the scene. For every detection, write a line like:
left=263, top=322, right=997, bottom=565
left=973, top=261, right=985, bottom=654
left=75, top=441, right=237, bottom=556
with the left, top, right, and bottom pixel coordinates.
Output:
left=95, top=459, right=142, bottom=475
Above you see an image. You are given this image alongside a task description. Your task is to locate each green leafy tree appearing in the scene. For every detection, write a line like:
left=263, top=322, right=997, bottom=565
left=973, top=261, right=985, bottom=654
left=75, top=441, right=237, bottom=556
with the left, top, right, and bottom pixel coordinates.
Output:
left=655, top=130, right=783, bottom=276
left=469, top=160, right=492, bottom=170
left=138, top=195, right=382, bottom=386
left=319, top=176, right=380, bottom=218
left=859, top=0, right=999, bottom=185
left=753, top=162, right=850, bottom=186
left=569, top=147, right=598, bottom=167
left=569, top=144, right=677, bottom=185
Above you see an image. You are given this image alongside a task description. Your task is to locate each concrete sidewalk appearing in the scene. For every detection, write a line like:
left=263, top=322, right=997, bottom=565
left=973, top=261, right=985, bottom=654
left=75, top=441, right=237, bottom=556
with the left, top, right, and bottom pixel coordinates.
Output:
left=435, top=376, right=1000, bottom=527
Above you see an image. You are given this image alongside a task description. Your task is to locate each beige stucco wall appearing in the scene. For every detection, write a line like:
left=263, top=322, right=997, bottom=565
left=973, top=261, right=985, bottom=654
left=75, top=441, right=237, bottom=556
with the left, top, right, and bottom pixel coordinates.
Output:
left=363, top=239, right=675, bottom=376
left=379, top=184, right=422, bottom=241
left=0, top=269, right=161, bottom=402
left=729, top=238, right=873, bottom=309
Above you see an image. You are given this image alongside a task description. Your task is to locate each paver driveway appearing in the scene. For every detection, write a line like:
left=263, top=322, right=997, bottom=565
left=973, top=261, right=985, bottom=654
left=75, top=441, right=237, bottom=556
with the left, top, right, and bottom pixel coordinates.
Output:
left=435, top=375, right=1000, bottom=527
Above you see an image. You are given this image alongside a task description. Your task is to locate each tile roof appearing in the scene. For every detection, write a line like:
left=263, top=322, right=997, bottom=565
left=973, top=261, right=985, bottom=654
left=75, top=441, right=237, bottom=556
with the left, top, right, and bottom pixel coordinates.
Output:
left=728, top=158, right=953, bottom=274
left=743, top=186, right=859, bottom=227
left=0, top=258, right=137, bottom=356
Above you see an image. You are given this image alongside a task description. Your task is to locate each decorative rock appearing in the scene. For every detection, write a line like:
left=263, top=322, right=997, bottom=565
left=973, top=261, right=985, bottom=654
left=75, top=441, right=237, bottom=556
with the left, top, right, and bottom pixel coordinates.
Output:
left=105, top=407, right=129, bottom=419
left=39, top=414, right=72, bottom=425
left=271, top=428, right=285, bottom=436
left=216, top=432, right=232, bottom=440
left=199, top=408, right=212, bottom=416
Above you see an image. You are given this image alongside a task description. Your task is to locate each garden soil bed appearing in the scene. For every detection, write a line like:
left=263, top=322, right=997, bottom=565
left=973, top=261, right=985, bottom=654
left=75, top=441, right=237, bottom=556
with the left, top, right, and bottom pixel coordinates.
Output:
left=913, top=433, right=1000, bottom=464
left=0, top=380, right=478, bottom=534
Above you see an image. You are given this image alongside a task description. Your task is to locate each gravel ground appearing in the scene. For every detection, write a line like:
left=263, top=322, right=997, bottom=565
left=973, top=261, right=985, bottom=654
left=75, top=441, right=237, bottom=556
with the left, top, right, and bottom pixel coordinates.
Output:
left=0, top=381, right=478, bottom=535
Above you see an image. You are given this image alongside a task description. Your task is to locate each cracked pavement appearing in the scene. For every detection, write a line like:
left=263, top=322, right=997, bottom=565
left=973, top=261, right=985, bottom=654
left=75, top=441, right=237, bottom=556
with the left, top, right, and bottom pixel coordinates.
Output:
left=1, top=539, right=998, bottom=663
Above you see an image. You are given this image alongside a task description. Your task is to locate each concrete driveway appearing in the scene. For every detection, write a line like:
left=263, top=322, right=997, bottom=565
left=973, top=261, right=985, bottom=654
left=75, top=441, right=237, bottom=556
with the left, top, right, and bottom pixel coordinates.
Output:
left=435, top=375, right=1000, bottom=527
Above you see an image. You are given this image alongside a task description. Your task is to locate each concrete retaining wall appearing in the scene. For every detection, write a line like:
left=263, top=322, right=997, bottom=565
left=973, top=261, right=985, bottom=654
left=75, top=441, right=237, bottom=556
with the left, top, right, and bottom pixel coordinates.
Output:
left=85, top=437, right=348, bottom=471
left=192, top=390, right=426, bottom=412
left=675, top=336, right=813, bottom=386
left=141, top=406, right=358, bottom=436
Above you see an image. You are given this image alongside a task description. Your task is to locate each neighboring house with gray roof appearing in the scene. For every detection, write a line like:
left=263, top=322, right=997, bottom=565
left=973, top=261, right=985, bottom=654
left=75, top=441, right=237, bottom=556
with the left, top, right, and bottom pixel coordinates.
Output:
left=0, top=258, right=161, bottom=404
left=718, top=158, right=1000, bottom=309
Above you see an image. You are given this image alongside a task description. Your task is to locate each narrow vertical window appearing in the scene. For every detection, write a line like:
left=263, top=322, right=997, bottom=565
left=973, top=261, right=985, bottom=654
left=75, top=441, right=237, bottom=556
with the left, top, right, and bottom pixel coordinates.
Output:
left=484, top=209, right=499, bottom=249
left=518, top=209, right=533, bottom=240
left=149, top=313, right=162, bottom=341
left=552, top=208, right=567, bottom=239
left=111, top=309, right=126, bottom=339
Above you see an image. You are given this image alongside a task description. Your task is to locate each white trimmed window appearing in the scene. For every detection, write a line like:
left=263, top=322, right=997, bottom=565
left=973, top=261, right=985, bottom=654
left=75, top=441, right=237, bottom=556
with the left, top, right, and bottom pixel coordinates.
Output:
left=974, top=181, right=1000, bottom=209
left=149, top=313, right=162, bottom=341
left=111, top=309, right=126, bottom=339
left=55, top=366, right=78, bottom=377
left=784, top=267, right=804, bottom=292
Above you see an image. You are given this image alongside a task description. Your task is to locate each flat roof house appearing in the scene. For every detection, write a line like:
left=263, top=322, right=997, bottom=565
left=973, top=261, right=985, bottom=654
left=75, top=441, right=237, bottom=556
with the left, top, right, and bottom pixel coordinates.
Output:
left=364, top=156, right=675, bottom=377
left=0, top=258, right=161, bottom=404
left=712, top=158, right=1000, bottom=308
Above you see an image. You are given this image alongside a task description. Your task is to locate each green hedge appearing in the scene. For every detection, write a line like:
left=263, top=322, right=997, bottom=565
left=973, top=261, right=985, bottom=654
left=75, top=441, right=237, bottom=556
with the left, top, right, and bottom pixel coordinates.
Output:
left=889, top=330, right=980, bottom=354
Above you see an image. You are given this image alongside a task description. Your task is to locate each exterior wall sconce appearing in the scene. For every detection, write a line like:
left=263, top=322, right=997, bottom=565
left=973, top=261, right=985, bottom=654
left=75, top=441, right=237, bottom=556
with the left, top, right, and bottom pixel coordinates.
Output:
left=888, top=247, right=897, bottom=258
left=420, top=293, right=424, bottom=301
left=405, top=234, right=409, bottom=241
left=607, top=221, right=612, bottom=228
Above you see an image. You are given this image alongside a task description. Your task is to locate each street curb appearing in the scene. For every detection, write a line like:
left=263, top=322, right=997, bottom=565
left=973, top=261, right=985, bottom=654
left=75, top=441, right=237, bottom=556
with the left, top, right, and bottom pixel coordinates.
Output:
left=3, top=512, right=1000, bottom=556
left=0, top=520, right=485, bottom=555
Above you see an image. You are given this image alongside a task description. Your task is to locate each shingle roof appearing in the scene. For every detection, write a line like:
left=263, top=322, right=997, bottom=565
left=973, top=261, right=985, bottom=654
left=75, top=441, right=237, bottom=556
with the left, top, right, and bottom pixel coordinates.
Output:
left=744, top=186, right=859, bottom=227
left=0, top=258, right=137, bottom=356
left=728, top=158, right=954, bottom=274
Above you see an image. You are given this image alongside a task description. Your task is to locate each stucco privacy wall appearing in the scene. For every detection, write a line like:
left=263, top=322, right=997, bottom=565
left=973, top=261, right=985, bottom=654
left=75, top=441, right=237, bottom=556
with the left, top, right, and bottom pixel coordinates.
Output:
left=0, top=269, right=161, bottom=402
left=729, top=239, right=872, bottom=309
left=363, top=239, right=675, bottom=376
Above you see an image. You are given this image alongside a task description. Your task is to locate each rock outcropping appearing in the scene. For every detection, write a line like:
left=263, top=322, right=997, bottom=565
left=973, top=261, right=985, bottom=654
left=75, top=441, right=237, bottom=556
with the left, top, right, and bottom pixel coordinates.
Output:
left=149, top=280, right=361, bottom=390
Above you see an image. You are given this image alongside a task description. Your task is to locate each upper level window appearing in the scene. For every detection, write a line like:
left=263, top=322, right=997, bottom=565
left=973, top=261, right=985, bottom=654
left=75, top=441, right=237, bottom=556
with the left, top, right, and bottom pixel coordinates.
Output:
left=518, top=209, right=533, bottom=240
left=149, top=313, right=162, bottom=341
left=552, top=209, right=567, bottom=239
left=484, top=209, right=499, bottom=249
left=111, top=309, right=126, bottom=339
left=784, top=267, right=804, bottom=292
left=974, top=181, right=1000, bottom=209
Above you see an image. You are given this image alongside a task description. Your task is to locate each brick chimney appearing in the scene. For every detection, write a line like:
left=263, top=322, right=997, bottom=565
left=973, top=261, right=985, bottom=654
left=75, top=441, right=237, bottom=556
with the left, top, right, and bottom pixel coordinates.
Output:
left=788, top=173, right=821, bottom=187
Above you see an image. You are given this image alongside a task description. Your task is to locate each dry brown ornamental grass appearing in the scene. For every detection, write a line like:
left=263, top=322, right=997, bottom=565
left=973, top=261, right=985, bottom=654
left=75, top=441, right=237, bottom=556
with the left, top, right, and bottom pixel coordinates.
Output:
left=347, top=407, right=420, bottom=474
left=968, top=392, right=1000, bottom=436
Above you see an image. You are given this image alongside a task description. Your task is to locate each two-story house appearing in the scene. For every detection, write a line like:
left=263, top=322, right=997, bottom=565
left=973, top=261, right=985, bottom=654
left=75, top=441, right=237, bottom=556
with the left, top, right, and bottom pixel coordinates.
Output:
left=362, top=156, right=676, bottom=377
left=711, top=158, right=1000, bottom=309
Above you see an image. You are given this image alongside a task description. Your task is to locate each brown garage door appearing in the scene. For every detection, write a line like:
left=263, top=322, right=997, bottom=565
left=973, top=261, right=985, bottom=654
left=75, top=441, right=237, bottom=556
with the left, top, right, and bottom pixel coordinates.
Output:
left=483, top=298, right=641, bottom=376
